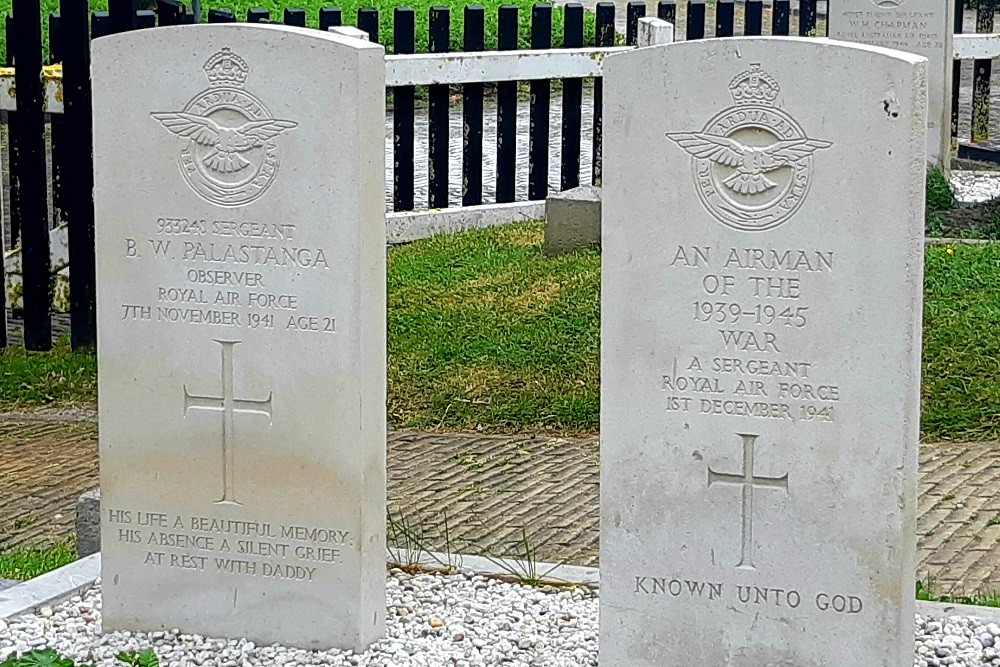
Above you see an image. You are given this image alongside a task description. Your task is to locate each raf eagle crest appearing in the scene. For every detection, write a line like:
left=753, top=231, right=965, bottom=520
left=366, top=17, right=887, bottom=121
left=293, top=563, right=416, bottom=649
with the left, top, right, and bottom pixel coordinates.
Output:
left=152, top=48, right=298, bottom=207
left=667, top=64, right=831, bottom=232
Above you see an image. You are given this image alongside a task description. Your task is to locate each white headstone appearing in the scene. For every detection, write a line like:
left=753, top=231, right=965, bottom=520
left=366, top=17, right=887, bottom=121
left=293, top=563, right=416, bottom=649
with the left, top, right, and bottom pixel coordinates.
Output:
left=601, top=37, right=925, bottom=666
left=93, top=24, right=386, bottom=651
left=829, top=0, right=951, bottom=167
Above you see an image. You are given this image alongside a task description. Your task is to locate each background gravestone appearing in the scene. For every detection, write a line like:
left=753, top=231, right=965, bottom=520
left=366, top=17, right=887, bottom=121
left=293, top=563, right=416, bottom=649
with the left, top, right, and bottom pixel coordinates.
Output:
left=601, top=38, right=926, bottom=666
left=92, top=24, right=386, bottom=650
left=829, top=0, right=951, bottom=168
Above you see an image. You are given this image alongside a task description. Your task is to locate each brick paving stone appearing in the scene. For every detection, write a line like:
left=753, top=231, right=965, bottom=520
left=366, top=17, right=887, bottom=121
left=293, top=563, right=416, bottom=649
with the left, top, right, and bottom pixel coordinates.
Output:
left=3, top=416, right=1000, bottom=595
left=0, top=420, right=98, bottom=550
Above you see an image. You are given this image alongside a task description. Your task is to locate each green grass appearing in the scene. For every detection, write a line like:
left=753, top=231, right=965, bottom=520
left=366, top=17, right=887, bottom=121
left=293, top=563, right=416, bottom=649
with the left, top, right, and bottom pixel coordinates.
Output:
left=1, top=0, right=597, bottom=61
left=922, top=242, right=1000, bottom=441
left=0, top=540, right=76, bottom=581
left=917, top=578, right=1000, bottom=608
left=5, top=223, right=1000, bottom=443
left=0, top=341, right=97, bottom=410
left=388, top=223, right=599, bottom=432
left=926, top=167, right=956, bottom=214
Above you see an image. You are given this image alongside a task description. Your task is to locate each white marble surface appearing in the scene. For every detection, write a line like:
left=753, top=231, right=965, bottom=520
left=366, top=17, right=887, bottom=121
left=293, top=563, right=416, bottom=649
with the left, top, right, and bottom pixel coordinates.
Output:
left=600, top=37, right=926, bottom=666
left=92, top=24, right=386, bottom=650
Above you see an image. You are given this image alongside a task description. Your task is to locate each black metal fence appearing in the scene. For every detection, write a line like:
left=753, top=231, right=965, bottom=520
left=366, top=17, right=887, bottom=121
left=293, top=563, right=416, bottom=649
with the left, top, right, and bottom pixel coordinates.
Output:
left=2, top=0, right=823, bottom=353
left=0, top=0, right=990, bottom=353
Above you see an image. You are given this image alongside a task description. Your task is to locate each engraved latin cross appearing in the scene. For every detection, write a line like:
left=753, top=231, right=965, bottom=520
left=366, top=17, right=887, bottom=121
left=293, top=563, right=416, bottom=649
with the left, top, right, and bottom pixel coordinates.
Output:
left=183, top=339, right=273, bottom=506
left=708, top=433, right=788, bottom=570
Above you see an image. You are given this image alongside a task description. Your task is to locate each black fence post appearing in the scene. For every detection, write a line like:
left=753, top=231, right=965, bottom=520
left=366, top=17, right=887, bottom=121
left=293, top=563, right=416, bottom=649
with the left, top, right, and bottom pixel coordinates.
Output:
left=798, top=0, right=816, bottom=36
left=48, top=12, right=63, bottom=233
left=972, top=6, right=993, bottom=143
left=62, top=0, right=96, bottom=350
left=283, top=7, right=306, bottom=26
left=319, top=6, right=342, bottom=30
left=108, top=0, right=135, bottom=33
left=592, top=1, right=613, bottom=187
left=357, top=7, right=379, bottom=42
left=13, top=0, right=51, bottom=350
left=561, top=2, right=583, bottom=192
left=5, top=15, right=21, bottom=250
left=495, top=4, right=517, bottom=203
left=155, top=0, right=182, bottom=25
left=428, top=6, right=450, bottom=208
left=393, top=7, right=415, bottom=211
left=528, top=4, right=551, bottom=201
left=247, top=7, right=269, bottom=22
left=771, top=0, right=789, bottom=35
left=625, top=0, right=644, bottom=45
left=208, top=8, right=236, bottom=22
left=951, top=0, right=962, bottom=145
left=657, top=0, right=675, bottom=25
left=716, top=0, right=734, bottom=37
left=745, top=0, right=762, bottom=35
left=462, top=5, right=485, bottom=206
left=135, top=9, right=155, bottom=27
left=91, top=10, right=111, bottom=36
left=686, top=0, right=705, bottom=39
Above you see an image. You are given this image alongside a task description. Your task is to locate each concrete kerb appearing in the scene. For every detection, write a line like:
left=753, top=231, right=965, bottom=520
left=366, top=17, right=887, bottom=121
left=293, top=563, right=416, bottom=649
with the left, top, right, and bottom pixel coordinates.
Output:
left=0, top=553, right=101, bottom=620
left=4, top=551, right=997, bottom=626
left=925, top=237, right=1000, bottom=245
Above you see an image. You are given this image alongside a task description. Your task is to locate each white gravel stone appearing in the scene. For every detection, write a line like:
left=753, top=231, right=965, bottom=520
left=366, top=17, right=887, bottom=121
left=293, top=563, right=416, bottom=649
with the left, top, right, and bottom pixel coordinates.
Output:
left=915, top=613, right=1000, bottom=667
left=951, top=170, right=1000, bottom=205
left=7, top=572, right=1000, bottom=666
left=0, top=571, right=598, bottom=666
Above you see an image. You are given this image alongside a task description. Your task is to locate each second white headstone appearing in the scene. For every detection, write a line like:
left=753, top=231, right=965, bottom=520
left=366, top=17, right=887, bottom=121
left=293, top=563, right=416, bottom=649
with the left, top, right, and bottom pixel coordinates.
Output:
left=601, top=37, right=926, bottom=666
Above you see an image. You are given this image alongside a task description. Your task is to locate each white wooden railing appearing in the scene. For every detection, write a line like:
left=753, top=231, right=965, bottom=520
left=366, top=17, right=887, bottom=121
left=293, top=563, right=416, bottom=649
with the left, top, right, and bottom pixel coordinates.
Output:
left=5, top=29, right=1000, bottom=115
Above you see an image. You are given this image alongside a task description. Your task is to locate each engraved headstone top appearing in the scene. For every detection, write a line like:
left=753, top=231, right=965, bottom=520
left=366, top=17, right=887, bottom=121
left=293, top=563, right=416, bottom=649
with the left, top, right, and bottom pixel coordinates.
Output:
left=600, top=37, right=926, bottom=667
left=828, top=0, right=951, bottom=166
left=92, top=24, right=386, bottom=651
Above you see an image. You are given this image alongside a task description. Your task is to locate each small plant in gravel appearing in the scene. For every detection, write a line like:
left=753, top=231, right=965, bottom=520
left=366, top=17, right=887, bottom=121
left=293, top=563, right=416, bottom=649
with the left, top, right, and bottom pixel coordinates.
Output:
left=0, top=649, right=159, bottom=667
left=0, top=649, right=90, bottom=667
left=386, top=508, right=458, bottom=574
left=115, top=649, right=159, bottom=667
left=472, top=527, right=566, bottom=587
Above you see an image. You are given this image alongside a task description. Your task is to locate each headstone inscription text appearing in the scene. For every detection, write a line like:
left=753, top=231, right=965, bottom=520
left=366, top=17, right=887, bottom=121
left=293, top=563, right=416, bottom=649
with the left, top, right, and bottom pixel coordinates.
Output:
left=600, top=38, right=925, bottom=666
left=829, top=0, right=952, bottom=166
left=94, top=24, right=387, bottom=650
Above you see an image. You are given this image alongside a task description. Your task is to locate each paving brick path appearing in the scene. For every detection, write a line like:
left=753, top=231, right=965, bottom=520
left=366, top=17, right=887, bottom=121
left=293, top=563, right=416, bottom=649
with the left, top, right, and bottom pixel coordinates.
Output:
left=1, top=415, right=999, bottom=595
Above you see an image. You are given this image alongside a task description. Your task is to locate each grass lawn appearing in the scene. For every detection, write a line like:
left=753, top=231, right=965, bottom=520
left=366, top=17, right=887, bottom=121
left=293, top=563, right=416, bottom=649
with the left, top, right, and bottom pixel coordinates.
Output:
left=0, top=342, right=96, bottom=411
left=0, top=540, right=76, bottom=580
left=3, top=222, right=1000, bottom=442
left=0, top=0, right=597, bottom=61
left=921, top=241, right=1000, bottom=441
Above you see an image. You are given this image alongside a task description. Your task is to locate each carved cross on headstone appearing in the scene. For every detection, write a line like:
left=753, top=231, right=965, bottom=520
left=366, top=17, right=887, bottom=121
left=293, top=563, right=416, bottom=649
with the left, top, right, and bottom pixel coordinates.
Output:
left=183, top=339, right=273, bottom=506
left=708, top=433, right=788, bottom=570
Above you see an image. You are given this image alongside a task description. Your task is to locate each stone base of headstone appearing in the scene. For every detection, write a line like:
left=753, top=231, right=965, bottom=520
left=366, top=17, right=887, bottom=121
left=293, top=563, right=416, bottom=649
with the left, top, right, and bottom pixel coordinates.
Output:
left=544, top=185, right=602, bottom=256
left=75, top=489, right=101, bottom=558
left=957, top=140, right=1000, bottom=165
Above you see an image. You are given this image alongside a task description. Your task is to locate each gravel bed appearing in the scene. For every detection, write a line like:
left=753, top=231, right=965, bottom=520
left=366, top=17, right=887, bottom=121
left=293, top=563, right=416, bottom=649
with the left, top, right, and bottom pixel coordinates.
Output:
left=951, top=170, right=1000, bottom=204
left=0, top=570, right=598, bottom=667
left=5, top=570, right=1000, bottom=666
left=915, top=615, right=1000, bottom=667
